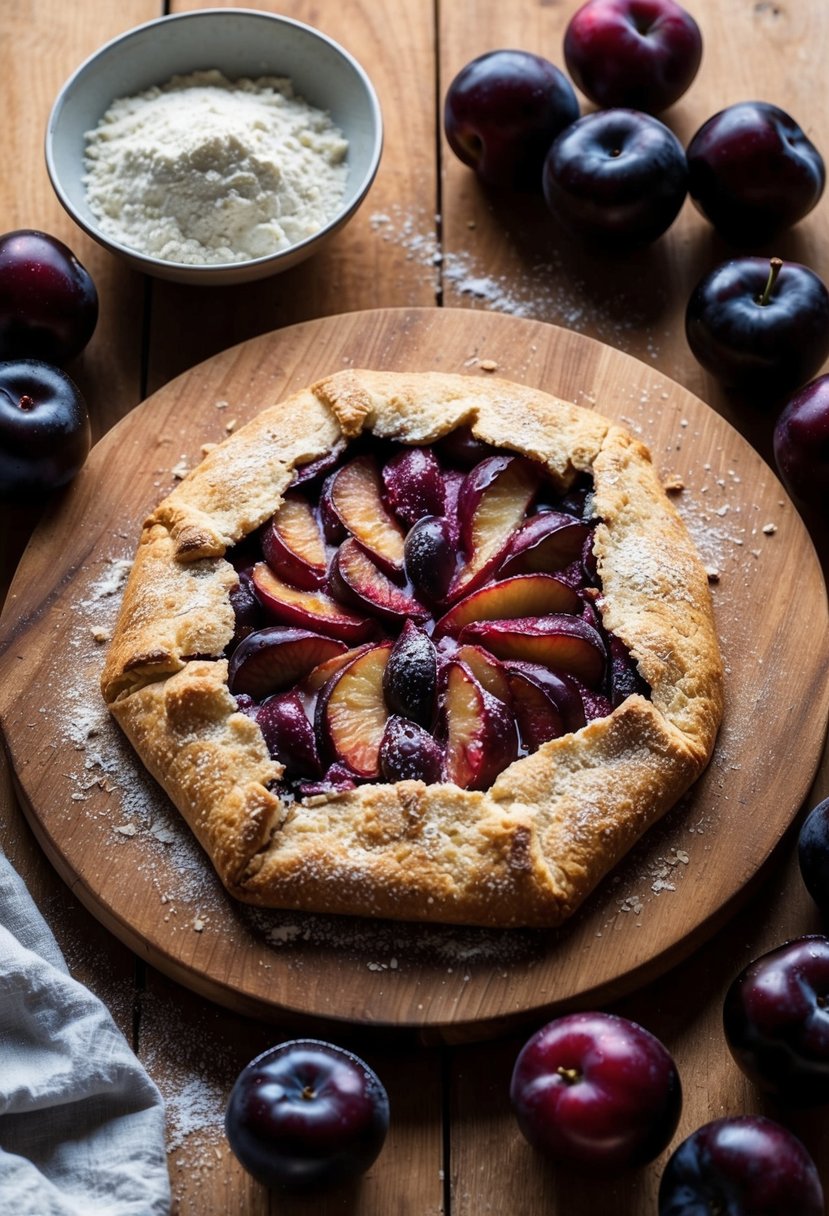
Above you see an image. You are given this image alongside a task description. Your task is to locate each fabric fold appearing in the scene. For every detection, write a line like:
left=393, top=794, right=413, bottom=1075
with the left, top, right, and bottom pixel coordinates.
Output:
left=0, top=852, right=171, bottom=1216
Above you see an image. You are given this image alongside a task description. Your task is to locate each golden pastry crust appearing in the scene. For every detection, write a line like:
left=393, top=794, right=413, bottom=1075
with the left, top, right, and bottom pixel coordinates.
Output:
left=101, top=369, right=724, bottom=928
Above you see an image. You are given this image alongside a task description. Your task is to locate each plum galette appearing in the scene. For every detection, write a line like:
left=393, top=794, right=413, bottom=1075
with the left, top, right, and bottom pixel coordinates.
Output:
left=101, top=369, right=723, bottom=928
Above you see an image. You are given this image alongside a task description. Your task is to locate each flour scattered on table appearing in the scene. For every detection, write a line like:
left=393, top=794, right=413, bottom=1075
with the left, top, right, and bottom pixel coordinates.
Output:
left=80, top=557, right=133, bottom=605
left=51, top=548, right=217, bottom=909
left=368, top=204, right=672, bottom=357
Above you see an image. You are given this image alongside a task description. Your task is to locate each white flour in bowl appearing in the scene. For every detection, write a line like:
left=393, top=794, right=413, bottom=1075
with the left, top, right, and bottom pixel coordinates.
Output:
left=83, top=69, right=349, bottom=265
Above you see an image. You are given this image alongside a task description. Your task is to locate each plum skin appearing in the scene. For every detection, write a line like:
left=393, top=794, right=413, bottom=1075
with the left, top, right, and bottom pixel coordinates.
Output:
left=685, top=257, right=829, bottom=396
left=225, top=1039, right=390, bottom=1193
left=509, top=1011, right=681, bottom=1171
left=799, top=797, right=829, bottom=915
left=444, top=49, right=579, bottom=190
left=0, top=229, right=98, bottom=364
left=542, top=108, right=688, bottom=249
left=773, top=376, right=829, bottom=512
left=0, top=358, right=90, bottom=499
left=686, top=101, right=826, bottom=245
left=722, top=935, right=829, bottom=1105
left=658, top=1116, right=825, bottom=1216
left=564, top=0, right=703, bottom=114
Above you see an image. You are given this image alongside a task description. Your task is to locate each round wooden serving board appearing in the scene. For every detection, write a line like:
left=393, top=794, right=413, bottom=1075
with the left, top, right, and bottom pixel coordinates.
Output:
left=1, top=308, right=827, bottom=1042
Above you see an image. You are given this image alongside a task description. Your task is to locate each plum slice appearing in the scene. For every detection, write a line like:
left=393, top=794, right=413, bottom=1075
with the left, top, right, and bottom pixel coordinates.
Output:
left=252, top=562, right=374, bottom=644
left=505, top=661, right=586, bottom=735
left=433, top=572, right=581, bottom=639
left=229, top=569, right=264, bottom=648
left=460, top=615, right=606, bottom=687
left=507, top=668, right=566, bottom=749
left=498, top=511, right=591, bottom=577
left=261, top=494, right=327, bottom=590
left=330, top=537, right=429, bottom=624
left=321, top=455, right=406, bottom=575
left=228, top=627, right=348, bottom=700
left=289, top=438, right=347, bottom=487
left=454, top=643, right=512, bottom=704
left=435, top=425, right=495, bottom=469
left=379, top=716, right=444, bottom=783
left=318, top=643, right=393, bottom=778
left=505, top=660, right=591, bottom=749
left=441, top=661, right=519, bottom=790
left=450, top=455, right=541, bottom=597
left=381, top=446, right=447, bottom=527
left=298, top=645, right=371, bottom=697
left=607, top=634, right=649, bottom=707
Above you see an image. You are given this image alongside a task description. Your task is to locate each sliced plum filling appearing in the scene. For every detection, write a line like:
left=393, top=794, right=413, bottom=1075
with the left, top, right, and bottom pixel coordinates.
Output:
left=224, top=429, right=650, bottom=799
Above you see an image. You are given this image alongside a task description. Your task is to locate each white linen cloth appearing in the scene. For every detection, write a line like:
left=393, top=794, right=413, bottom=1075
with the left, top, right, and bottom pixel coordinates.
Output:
left=0, top=851, right=171, bottom=1215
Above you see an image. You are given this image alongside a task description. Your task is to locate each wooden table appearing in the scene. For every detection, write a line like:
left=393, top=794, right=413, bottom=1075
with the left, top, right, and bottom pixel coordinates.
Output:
left=2, top=2, right=828, bottom=1212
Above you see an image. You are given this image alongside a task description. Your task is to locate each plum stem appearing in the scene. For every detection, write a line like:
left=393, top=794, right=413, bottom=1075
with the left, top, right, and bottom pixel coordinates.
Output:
left=18, top=394, right=35, bottom=411
left=556, top=1065, right=581, bottom=1085
left=301, top=1085, right=316, bottom=1100
left=757, top=257, right=784, bottom=307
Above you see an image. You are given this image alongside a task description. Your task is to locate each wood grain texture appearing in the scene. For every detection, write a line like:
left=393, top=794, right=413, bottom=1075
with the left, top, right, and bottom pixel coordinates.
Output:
left=439, top=1, right=829, bottom=491
left=145, top=0, right=438, bottom=391
left=0, top=2, right=156, bottom=589
left=2, top=307, right=826, bottom=1041
left=449, top=842, right=829, bottom=1212
left=0, top=0, right=156, bottom=430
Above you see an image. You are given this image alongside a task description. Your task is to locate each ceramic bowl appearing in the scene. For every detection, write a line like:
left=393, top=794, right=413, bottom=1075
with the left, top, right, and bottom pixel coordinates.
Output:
left=45, top=8, right=383, bottom=285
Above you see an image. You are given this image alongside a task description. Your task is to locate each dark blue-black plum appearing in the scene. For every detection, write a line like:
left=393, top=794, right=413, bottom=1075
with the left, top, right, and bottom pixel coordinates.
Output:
left=0, top=358, right=90, bottom=499
left=542, top=108, right=688, bottom=249
left=685, top=257, right=829, bottom=396
left=774, top=381, right=829, bottom=514
left=225, top=1039, right=389, bottom=1192
left=799, top=798, right=829, bottom=916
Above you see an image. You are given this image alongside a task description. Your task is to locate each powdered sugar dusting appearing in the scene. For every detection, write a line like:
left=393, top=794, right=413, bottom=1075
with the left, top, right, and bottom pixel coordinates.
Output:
left=51, top=500, right=721, bottom=970
left=46, top=551, right=217, bottom=908
left=50, top=546, right=550, bottom=974
left=37, top=397, right=754, bottom=996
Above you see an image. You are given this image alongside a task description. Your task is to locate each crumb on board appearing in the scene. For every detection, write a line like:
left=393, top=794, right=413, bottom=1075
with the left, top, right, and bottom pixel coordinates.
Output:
left=662, top=473, right=685, bottom=493
left=479, top=359, right=498, bottom=372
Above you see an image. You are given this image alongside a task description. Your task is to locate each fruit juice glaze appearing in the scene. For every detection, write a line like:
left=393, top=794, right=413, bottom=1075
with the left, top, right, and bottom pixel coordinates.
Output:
left=224, top=427, right=650, bottom=801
